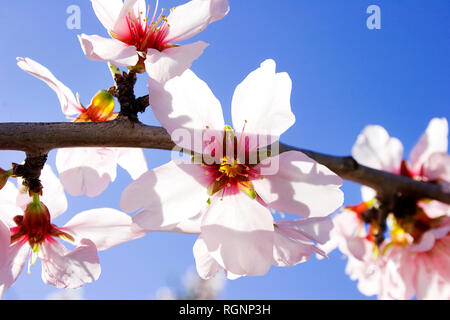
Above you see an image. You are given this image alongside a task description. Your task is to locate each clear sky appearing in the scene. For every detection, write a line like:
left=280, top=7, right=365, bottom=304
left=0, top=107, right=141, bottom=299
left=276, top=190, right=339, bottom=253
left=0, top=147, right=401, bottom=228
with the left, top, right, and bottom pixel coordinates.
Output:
left=0, top=0, right=449, bottom=299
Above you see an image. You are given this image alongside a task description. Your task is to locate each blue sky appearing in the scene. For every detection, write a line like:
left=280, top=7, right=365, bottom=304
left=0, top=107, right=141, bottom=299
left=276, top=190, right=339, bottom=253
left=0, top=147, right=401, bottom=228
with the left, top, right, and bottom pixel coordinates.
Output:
left=0, top=0, right=449, bottom=299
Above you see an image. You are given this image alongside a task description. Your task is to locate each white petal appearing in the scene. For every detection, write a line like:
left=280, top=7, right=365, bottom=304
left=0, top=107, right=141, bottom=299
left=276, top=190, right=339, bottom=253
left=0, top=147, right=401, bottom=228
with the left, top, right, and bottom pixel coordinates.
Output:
left=91, top=0, right=124, bottom=31
left=40, top=239, right=101, bottom=289
left=62, top=208, right=145, bottom=251
left=146, top=41, right=209, bottom=84
left=277, top=216, right=333, bottom=245
left=0, top=219, right=10, bottom=267
left=352, top=125, right=404, bottom=173
left=122, top=160, right=209, bottom=230
left=423, top=152, right=450, bottom=184
left=0, top=181, right=19, bottom=209
left=140, top=211, right=203, bottom=234
left=418, top=200, right=450, bottom=219
left=200, top=192, right=274, bottom=277
left=272, top=238, right=313, bottom=267
left=115, top=148, right=148, bottom=180
left=78, top=34, right=139, bottom=67
left=193, top=237, right=221, bottom=280
left=253, top=151, right=344, bottom=217
left=0, top=205, right=23, bottom=229
left=231, top=59, right=295, bottom=146
left=56, top=148, right=118, bottom=197
left=16, top=57, right=82, bottom=116
left=0, top=240, right=28, bottom=298
left=165, top=0, right=230, bottom=42
left=409, top=118, right=448, bottom=174
left=148, top=68, right=224, bottom=153
left=361, top=185, right=377, bottom=202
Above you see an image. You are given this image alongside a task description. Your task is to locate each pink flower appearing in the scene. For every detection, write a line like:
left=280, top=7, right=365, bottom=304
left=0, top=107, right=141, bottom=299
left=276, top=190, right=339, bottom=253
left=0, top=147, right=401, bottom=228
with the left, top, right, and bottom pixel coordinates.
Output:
left=323, top=118, right=450, bottom=299
left=353, top=118, right=450, bottom=218
left=17, top=57, right=148, bottom=197
left=79, top=0, right=229, bottom=81
left=0, top=165, right=144, bottom=297
left=120, top=59, right=343, bottom=279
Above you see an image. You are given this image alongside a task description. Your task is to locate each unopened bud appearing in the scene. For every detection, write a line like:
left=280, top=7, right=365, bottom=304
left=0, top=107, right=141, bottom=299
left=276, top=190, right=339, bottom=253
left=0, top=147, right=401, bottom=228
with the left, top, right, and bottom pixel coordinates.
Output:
left=80, top=90, right=115, bottom=122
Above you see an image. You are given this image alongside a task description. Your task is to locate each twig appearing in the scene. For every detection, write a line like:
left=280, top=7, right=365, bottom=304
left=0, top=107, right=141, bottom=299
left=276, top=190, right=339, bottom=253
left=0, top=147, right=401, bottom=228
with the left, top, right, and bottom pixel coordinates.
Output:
left=0, top=121, right=449, bottom=205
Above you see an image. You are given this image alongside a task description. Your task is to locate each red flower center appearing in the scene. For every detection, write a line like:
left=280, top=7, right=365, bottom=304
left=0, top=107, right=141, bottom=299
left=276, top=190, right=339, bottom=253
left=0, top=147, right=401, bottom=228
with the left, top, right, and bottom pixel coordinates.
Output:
left=111, top=5, right=171, bottom=53
left=10, top=201, right=73, bottom=249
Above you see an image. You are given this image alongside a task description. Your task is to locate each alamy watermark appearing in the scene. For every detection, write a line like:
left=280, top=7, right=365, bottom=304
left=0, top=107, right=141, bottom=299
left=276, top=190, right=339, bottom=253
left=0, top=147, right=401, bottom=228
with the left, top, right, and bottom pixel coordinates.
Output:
left=366, top=5, right=381, bottom=30
left=66, top=5, right=81, bottom=30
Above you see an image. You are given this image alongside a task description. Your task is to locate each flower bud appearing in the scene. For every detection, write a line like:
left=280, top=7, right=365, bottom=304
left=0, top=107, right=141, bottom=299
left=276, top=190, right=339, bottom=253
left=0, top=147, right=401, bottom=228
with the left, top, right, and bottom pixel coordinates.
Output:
left=23, top=194, right=52, bottom=247
left=76, top=90, right=115, bottom=122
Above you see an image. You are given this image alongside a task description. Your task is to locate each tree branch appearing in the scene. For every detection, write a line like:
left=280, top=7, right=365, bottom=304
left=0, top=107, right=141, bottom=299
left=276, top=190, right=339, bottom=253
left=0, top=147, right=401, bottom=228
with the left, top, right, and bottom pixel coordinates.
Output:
left=0, top=120, right=449, bottom=205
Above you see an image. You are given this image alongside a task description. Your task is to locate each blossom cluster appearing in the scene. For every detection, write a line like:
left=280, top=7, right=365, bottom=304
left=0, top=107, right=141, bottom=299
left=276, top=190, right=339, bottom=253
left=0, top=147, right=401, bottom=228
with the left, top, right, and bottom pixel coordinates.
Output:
left=0, top=0, right=448, bottom=300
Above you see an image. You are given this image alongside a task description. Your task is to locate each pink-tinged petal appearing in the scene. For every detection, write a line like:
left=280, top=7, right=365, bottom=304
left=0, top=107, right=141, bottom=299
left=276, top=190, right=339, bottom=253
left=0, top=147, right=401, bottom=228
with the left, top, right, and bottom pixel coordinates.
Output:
left=123, top=160, right=209, bottom=230
left=361, top=186, right=377, bottom=202
left=0, top=205, right=23, bottom=229
left=416, top=267, right=450, bottom=300
left=272, top=223, right=321, bottom=267
left=418, top=200, right=450, bottom=219
left=115, top=148, right=148, bottom=180
left=411, top=221, right=450, bottom=253
left=110, top=0, right=147, bottom=41
left=318, top=210, right=365, bottom=258
left=91, top=0, right=124, bottom=31
left=334, top=210, right=363, bottom=238
left=231, top=59, right=295, bottom=146
left=352, top=125, right=404, bottom=173
left=40, top=239, right=101, bottom=289
left=224, top=270, right=242, bottom=280
left=78, top=34, right=139, bottom=67
left=276, top=217, right=333, bottom=245
left=16, top=165, right=67, bottom=219
left=146, top=41, right=209, bottom=84
left=411, top=231, right=436, bottom=252
left=139, top=211, right=203, bottom=234
left=0, top=240, right=28, bottom=298
left=253, top=151, right=344, bottom=217
left=0, top=181, right=19, bottom=209
left=193, top=237, right=221, bottom=280
left=345, top=253, right=383, bottom=297
left=409, top=118, right=448, bottom=174
left=16, top=57, right=83, bottom=116
left=0, top=219, right=9, bottom=267
left=379, top=249, right=415, bottom=300
left=414, top=255, right=450, bottom=300
left=148, top=68, right=224, bottom=154
left=423, top=152, right=450, bottom=185
left=345, top=237, right=368, bottom=261
left=201, top=192, right=274, bottom=277
left=62, top=208, right=145, bottom=251
left=428, top=237, right=450, bottom=282
left=165, top=0, right=230, bottom=42
left=56, top=148, right=118, bottom=197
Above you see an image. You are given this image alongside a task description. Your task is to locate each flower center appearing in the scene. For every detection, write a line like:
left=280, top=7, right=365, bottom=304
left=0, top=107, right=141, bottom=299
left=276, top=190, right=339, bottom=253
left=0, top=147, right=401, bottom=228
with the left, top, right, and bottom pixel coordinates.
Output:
left=199, top=126, right=265, bottom=200
left=218, top=158, right=244, bottom=179
left=111, top=2, right=171, bottom=53
left=10, top=196, right=74, bottom=249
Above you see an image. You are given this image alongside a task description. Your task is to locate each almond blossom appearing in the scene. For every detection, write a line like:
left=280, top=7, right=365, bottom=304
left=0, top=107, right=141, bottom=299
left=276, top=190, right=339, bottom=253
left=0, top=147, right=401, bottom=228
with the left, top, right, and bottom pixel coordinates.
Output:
left=17, top=57, right=148, bottom=197
left=79, top=0, right=229, bottom=82
left=0, top=165, right=144, bottom=297
left=323, top=118, right=450, bottom=299
left=120, top=59, right=344, bottom=279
